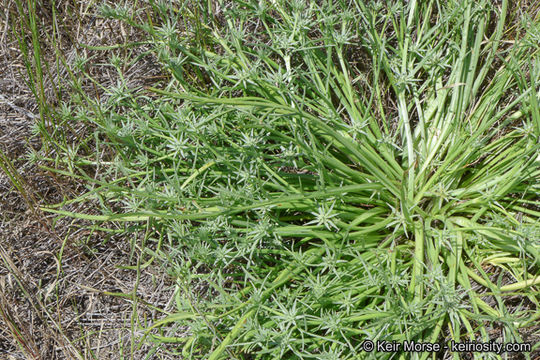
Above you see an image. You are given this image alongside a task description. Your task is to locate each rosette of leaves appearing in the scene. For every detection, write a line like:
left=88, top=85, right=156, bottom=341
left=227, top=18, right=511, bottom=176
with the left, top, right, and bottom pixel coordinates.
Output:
left=47, top=0, right=539, bottom=358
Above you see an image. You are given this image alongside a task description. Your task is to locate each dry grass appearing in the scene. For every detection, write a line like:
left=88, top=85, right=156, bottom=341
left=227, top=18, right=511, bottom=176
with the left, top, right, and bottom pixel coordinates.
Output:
left=0, top=1, right=177, bottom=358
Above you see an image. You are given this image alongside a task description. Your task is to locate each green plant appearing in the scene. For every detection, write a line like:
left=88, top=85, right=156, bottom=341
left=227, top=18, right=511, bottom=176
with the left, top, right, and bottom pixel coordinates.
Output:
left=34, top=0, right=540, bottom=359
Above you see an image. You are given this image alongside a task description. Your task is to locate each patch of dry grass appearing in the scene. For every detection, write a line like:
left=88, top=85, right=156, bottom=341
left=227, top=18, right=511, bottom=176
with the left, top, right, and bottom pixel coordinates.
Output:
left=0, top=1, right=177, bottom=358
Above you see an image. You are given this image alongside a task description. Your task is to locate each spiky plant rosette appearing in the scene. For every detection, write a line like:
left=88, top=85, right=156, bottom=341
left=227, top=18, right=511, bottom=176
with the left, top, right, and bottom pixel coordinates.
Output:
left=43, top=0, right=539, bottom=358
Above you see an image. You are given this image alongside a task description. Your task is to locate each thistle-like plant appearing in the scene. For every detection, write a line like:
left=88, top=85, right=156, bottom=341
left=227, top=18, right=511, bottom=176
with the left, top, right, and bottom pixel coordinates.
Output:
left=40, top=0, right=540, bottom=359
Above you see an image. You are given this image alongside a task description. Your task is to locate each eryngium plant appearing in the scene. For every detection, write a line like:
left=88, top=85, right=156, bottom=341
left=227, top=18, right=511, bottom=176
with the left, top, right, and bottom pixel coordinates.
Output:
left=44, top=0, right=539, bottom=358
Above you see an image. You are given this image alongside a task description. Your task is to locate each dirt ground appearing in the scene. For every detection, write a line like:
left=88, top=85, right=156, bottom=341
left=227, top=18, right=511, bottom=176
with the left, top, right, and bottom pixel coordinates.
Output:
left=0, top=1, right=176, bottom=359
